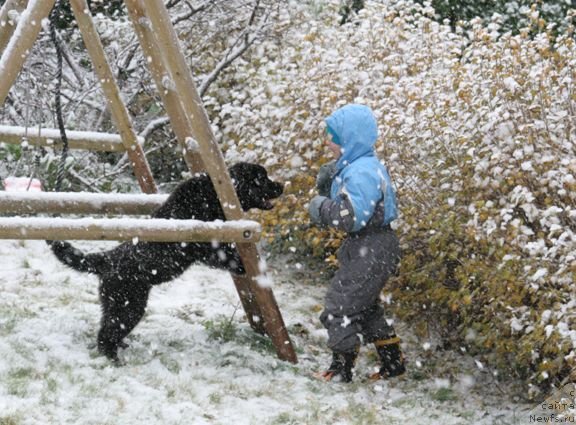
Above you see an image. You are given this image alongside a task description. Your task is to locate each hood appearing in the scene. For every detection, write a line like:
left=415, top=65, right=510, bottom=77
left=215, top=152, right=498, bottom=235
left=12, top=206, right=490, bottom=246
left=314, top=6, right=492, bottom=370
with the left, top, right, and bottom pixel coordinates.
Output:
left=324, top=104, right=378, bottom=169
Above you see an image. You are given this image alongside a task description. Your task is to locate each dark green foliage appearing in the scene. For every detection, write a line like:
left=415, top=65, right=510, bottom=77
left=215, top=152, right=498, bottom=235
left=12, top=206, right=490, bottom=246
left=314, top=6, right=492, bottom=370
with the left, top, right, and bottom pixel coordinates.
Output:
left=339, top=0, right=365, bottom=25
left=0, top=144, right=22, bottom=163
left=145, top=136, right=188, bottom=184
left=47, top=0, right=125, bottom=30
left=415, top=0, right=576, bottom=35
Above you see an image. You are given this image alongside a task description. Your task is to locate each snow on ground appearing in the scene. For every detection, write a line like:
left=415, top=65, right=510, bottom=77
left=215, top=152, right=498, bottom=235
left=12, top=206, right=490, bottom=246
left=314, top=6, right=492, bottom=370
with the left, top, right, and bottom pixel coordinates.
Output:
left=0, top=239, right=533, bottom=424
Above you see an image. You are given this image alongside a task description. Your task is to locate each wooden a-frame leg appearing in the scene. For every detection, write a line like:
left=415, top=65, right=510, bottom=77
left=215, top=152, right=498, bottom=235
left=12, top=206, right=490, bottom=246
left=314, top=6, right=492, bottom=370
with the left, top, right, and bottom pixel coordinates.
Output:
left=236, top=243, right=298, bottom=363
left=124, top=0, right=205, bottom=174
left=125, top=0, right=266, bottom=335
left=230, top=275, right=267, bottom=335
left=136, top=0, right=297, bottom=364
left=0, top=0, right=29, bottom=55
left=125, top=0, right=267, bottom=336
left=69, top=0, right=157, bottom=194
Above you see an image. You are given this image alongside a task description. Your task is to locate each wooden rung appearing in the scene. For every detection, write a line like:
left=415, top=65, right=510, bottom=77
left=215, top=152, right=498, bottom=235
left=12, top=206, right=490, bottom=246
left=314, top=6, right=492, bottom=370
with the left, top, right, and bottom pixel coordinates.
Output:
left=0, top=191, right=168, bottom=215
left=0, top=217, right=261, bottom=243
left=0, top=125, right=134, bottom=152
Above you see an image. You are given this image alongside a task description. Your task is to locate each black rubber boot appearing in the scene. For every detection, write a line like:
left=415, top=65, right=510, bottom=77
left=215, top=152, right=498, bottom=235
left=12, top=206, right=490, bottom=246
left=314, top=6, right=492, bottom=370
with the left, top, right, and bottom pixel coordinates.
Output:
left=373, top=336, right=406, bottom=379
left=320, top=350, right=358, bottom=383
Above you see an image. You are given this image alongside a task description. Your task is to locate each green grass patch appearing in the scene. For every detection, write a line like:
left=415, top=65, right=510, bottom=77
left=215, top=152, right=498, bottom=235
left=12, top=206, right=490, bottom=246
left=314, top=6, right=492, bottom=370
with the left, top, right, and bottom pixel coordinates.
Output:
left=0, top=415, right=22, bottom=425
left=431, top=387, right=458, bottom=402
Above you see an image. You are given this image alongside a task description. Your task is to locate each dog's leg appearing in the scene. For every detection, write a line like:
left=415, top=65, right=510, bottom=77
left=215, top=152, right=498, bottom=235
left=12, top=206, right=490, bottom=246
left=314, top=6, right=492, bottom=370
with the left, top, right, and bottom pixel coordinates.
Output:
left=98, top=279, right=151, bottom=362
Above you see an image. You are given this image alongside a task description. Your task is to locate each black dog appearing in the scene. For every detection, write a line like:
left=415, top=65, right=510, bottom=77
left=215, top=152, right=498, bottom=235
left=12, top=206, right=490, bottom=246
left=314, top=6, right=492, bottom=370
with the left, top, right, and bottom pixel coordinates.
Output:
left=48, top=162, right=283, bottom=362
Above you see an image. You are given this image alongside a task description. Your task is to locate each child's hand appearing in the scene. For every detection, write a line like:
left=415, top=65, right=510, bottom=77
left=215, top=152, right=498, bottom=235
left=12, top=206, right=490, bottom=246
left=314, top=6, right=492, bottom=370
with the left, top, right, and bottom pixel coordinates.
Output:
left=308, top=195, right=328, bottom=225
left=316, top=161, right=337, bottom=197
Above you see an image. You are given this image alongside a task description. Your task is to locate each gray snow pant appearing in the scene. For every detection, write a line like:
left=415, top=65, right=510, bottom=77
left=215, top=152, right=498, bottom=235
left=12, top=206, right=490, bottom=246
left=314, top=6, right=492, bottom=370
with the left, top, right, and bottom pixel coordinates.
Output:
left=320, top=226, right=401, bottom=353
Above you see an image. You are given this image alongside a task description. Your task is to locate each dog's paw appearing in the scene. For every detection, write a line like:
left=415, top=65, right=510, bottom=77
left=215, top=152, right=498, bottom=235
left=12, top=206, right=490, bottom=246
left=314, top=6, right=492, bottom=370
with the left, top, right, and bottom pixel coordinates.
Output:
left=110, top=356, right=125, bottom=367
left=98, top=342, right=121, bottom=364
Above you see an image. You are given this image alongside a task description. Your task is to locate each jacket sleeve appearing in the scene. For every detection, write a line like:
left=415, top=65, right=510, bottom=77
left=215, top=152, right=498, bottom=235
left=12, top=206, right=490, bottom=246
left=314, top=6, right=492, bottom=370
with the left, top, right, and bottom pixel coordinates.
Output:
left=318, top=167, right=385, bottom=232
left=334, top=171, right=383, bottom=232
left=318, top=194, right=356, bottom=232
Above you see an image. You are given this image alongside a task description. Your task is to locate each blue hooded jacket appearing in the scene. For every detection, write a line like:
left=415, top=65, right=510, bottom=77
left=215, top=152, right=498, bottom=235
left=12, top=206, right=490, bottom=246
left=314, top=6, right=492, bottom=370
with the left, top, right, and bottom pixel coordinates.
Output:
left=324, top=104, right=398, bottom=232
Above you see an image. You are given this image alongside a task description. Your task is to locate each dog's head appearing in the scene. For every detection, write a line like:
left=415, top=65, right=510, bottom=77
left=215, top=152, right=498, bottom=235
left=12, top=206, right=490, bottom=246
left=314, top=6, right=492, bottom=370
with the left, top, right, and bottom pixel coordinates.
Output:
left=229, top=162, right=283, bottom=211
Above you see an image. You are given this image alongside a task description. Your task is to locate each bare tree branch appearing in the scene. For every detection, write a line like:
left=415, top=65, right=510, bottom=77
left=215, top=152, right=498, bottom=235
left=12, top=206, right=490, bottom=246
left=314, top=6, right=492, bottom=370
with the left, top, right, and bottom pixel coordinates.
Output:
left=198, top=33, right=258, bottom=96
left=117, top=44, right=139, bottom=87
left=68, top=168, right=104, bottom=192
left=140, top=116, right=171, bottom=140
left=172, top=1, right=215, bottom=26
left=199, top=0, right=267, bottom=96
left=54, top=31, right=86, bottom=87
left=166, top=0, right=184, bottom=8
left=2, top=94, right=26, bottom=124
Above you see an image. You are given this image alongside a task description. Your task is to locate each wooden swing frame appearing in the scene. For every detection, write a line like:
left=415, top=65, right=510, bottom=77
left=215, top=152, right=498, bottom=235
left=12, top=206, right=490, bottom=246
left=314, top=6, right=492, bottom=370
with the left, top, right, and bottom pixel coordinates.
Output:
left=0, top=0, right=297, bottom=364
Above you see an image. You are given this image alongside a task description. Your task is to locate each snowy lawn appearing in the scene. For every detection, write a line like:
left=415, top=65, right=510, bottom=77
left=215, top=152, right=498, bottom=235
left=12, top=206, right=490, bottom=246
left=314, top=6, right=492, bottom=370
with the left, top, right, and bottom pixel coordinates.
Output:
left=0, top=239, right=532, bottom=424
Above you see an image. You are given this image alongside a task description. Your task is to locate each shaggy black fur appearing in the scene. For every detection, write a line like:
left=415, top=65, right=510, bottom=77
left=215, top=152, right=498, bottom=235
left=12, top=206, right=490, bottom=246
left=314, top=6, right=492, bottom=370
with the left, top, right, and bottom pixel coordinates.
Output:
left=47, top=163, right=283, bottom=362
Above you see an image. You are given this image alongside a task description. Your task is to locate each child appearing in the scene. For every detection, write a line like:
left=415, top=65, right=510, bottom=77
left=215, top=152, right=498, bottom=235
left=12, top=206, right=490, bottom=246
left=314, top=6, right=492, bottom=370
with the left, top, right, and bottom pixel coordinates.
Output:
left=308, top=104, right=405, bottom=382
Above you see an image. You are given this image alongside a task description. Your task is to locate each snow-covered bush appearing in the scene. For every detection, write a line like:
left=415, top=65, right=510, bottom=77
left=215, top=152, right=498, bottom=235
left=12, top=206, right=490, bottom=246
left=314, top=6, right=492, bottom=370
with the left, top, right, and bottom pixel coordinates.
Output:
left=206, top=0, right=576, bottom=396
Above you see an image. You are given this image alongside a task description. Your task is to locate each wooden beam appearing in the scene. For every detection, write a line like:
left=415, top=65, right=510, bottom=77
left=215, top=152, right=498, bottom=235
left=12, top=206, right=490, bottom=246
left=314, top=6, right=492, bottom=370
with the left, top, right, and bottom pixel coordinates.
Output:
left=124, top=0, right=205, bottom=173
left=0, top=0, right=56, bottom=106
left=141, top=0, right=297, bottom=364
left=0, top=125, right=131, bottom=152
left=69, top=0, right=157, bottom=194
left=0, top=217, right=261, bottom=243
left=0, top=0, right=28, bottom=55
left=135, top=0, right=268, bottom=333
left=0, top=191, right=167, bottom=215
left=140, top=0, right=238, bottom=209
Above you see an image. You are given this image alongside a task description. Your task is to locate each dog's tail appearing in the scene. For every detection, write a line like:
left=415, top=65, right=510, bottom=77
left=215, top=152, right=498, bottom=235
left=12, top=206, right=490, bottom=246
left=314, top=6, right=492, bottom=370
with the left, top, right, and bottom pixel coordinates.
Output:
left=46, top=240, right=105, bottom=275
